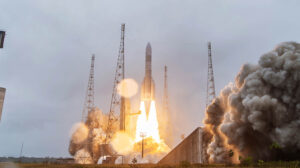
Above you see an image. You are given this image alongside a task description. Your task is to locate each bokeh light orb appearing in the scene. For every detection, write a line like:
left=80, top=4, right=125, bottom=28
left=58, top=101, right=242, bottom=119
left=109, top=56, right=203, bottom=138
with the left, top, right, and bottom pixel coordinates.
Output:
left=117, top=78, right=139, bottom=98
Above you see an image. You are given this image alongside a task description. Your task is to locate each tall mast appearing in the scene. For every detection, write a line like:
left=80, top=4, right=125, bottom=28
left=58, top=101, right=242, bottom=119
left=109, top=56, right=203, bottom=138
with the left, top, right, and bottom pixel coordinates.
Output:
left=206, top=42, right=216, bottom=107
left=163, top=66, right=169, bottom=115
left=82, top=54, right=95, bottom=121
left=106, top=24, right=126, bottom=143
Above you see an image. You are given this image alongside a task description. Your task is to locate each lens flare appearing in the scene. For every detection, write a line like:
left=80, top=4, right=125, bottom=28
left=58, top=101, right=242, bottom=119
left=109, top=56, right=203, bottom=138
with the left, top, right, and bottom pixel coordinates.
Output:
left=117, top=78, right=138, bottom=98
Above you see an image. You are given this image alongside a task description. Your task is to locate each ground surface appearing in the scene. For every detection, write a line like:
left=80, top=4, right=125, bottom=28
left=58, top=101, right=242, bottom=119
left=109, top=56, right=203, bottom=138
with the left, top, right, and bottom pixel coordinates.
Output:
left=0, top=161, right=299, bottom=168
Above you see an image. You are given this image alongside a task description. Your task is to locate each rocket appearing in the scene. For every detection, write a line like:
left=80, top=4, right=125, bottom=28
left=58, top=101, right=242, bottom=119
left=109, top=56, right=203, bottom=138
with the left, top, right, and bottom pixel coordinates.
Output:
left=141, top=43, right=155, bottom=115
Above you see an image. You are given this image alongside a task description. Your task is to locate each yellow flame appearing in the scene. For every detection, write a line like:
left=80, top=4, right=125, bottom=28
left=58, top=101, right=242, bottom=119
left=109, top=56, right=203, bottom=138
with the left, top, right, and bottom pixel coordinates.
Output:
left=135, top=101, right=148, bottom=142
left=134, top=100, right=170, bottom=159
left=135, top=101, right=160, bottom=142
left=147, top=101, right=160, bottom=142
left=109, top=100, right=170, bottom=162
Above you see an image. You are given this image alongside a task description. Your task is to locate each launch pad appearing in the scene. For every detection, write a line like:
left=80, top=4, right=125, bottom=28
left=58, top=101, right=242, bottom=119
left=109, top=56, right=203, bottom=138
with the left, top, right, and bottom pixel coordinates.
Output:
left=69, top=23, right=217, bottom=164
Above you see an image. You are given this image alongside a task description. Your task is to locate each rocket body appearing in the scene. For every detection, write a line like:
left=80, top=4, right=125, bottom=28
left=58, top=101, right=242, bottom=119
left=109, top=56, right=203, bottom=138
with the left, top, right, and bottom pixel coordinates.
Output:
left=141, top=43, right=155, bottom=115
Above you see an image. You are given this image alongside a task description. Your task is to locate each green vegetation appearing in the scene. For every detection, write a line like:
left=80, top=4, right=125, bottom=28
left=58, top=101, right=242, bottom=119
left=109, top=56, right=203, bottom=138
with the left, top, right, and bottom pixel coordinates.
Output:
left=240, top=156, right=253, bottom=166
left=228, top=150, right=234, bottom=158
left=257, top=160, right=264, bottom=167
left=269, top=142, right=282, bottom=150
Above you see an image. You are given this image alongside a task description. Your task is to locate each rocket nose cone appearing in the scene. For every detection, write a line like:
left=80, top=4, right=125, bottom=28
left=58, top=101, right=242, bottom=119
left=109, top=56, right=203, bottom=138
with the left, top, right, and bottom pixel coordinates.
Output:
left=147, top=42, right=151, bottom=49
left=146, top=42, right=152, bottom=55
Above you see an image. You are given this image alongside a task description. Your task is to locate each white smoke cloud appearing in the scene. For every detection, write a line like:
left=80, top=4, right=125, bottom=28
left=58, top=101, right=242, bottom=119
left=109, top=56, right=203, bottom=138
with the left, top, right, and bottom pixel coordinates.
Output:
left=69, top=108, right=112, bottom=164
left=70, top=122, right=89, bottom=144
left=74, top=149, right=93, bottom=164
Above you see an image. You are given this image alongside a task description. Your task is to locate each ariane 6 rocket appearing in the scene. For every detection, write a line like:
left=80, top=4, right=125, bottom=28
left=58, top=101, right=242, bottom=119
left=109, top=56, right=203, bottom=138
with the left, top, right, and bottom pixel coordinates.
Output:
left=141, top=43, right=155, bottom=115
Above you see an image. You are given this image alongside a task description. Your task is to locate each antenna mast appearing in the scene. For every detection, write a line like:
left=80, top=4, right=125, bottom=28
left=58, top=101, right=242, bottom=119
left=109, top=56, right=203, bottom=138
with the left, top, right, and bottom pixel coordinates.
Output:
left=206, top=42, right=216, bottom=107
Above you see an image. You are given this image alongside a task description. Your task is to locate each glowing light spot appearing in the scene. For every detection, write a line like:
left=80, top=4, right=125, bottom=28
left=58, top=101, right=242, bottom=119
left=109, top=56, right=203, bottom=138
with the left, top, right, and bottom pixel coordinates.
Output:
left=117, top=78, right=139, bottom=98
left=111, top=132, right=135, bottom=155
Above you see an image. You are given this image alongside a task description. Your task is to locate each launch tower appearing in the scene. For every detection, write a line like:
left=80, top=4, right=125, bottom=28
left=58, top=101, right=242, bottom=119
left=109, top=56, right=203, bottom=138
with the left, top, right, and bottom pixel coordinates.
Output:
left=106, top=24, right=126, bottom=143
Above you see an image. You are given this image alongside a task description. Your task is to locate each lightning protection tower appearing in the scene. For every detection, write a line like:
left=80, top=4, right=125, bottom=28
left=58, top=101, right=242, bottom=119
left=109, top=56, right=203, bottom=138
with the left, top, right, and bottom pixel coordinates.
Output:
left=163, top=66, right=169, bottom=118
left=0, top=31, right=6, bottom=48
left=163, top=65, right=173, bottom=146
left=206, top=42, right=216, bottom=108
left=105, top=24, right=125, bottom=143
left=82, top=54, right=95, bottom=121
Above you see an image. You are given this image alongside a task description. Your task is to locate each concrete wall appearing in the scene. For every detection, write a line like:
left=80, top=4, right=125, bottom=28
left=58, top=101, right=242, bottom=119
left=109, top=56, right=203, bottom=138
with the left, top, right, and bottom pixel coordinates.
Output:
left=0, top=87, right=5, bottom=121
left=159, top=127, right=207, bottom=164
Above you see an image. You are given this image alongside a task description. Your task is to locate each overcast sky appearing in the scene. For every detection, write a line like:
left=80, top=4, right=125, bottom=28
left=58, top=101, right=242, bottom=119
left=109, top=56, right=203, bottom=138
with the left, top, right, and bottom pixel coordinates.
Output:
left=0, top=0, right=300, bottom=157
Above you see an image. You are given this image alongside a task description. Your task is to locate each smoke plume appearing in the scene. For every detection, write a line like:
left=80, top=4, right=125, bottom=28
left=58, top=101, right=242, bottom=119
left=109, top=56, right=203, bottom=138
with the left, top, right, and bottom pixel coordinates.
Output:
left=69, top=108, right=116, bottom=164
left=204, top=42, right=300, bottom=163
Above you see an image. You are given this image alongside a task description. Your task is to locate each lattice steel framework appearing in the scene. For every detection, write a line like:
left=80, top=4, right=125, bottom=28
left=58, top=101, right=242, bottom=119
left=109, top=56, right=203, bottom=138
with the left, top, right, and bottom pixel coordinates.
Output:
left=206, top=42, right=216, bottom=107
left=105, top=24, right=125, bottom=143
left=82, top=54, right=95, bottom=121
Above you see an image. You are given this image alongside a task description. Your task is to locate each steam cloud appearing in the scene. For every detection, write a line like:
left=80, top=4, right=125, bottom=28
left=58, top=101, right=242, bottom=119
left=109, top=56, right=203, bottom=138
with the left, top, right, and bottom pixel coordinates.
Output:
left=204, top=42, right=300, bottom=163
left=69, top=103, right=169, bottom=164
left=69, top=108, right=117, bottom=164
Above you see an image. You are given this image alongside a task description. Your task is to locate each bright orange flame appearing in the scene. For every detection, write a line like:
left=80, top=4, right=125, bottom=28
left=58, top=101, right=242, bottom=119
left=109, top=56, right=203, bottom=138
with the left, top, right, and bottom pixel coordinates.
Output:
left=135, top=101, right=148, bottom=142
left=135, top=101, right=161, bottom=142
left=134, top=100, right=170, bottom=159
left=135, top=100, right=170, bottom=156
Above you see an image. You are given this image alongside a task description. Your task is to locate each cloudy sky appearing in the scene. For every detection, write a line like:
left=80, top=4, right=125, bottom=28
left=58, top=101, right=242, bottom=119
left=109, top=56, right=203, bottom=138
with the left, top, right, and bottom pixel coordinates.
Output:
left=0, top=0, right=299, bottom=157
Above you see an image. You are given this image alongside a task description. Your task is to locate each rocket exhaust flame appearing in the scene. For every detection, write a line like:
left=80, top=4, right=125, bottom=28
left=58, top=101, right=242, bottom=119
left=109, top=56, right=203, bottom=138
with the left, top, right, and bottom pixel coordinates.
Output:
left=135, top=101, right=160, bottom=143
left=133, top=100, right=170, bottom=160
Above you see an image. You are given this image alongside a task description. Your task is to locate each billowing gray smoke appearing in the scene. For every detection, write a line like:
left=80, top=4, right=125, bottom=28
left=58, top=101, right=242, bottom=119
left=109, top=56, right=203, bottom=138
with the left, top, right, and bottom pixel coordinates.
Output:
left=69, top=108, right=117, bottom=164
left=204, top=42, right=300, bottom=163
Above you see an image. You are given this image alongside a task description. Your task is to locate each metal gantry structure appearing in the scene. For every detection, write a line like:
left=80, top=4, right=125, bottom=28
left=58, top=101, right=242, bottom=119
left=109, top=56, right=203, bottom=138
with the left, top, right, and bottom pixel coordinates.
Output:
left=206, top=42, right=216, bottom=108
left=105, top=24, right=126, bottom=143
left=82, top=54, right=95, bottom=121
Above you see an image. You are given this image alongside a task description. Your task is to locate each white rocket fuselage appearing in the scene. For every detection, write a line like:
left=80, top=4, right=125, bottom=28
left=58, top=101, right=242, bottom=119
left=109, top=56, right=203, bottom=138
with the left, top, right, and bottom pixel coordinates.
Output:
left=141, top=43, right=155, bottom=115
